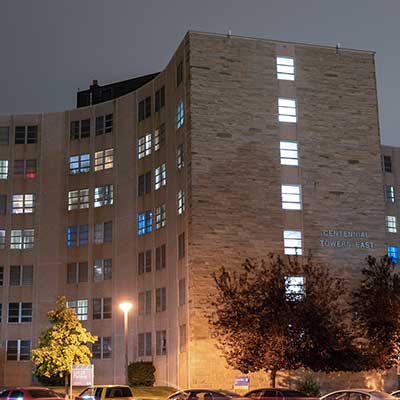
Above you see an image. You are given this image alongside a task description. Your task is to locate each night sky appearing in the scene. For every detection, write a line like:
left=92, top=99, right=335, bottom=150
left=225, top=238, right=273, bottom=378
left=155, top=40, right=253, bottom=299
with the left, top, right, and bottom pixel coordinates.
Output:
left=1, top=0, right=399, bottom=145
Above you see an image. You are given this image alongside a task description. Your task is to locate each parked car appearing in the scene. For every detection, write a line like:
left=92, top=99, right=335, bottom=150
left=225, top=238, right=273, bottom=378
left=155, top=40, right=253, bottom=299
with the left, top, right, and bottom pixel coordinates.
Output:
left=320, top=389, right=397, bottom=400
left=245, top=389, right=316, bottom=400
left=390, top=393, right=400, bottom=398
left=0, top=388, right=62, bottom=400
left=76, top=386, right=134, bottom=400
left=168, top=390, right=242, bottom=400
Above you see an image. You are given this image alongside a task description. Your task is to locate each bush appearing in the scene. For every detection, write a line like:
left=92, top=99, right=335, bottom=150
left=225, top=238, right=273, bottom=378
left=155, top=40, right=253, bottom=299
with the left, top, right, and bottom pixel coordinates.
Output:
left=128, top=361, right=155, bottom=386
left=34, top=370, right=65, bottom=386
left=296, top=372, right=320, bottom=397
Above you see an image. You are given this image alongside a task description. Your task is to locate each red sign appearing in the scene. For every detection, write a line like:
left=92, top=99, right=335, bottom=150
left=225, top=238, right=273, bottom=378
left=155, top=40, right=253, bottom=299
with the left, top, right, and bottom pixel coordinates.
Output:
left=72, top=365, right=94, bottom=386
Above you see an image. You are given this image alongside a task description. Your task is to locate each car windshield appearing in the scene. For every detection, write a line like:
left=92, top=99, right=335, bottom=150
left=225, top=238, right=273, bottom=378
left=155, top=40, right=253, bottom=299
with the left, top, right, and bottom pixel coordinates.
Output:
left=282, top=391, right=307, bottom=398
left=369, top=393, right=395, bottom=400
left=29, top=390, right=59, bottom=398
left=80, top=388, right=96, bottom=397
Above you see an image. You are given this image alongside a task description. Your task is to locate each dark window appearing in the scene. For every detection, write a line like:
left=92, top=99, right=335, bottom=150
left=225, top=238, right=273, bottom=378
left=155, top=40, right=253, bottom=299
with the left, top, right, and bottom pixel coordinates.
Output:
left=8, top=302, right=32, bottom=323
left=29, top=390, right=59, bottom=398
left=178, top=233, right=185, bottom=259
left=156, top=330, right=167, bottom=355
left=70, top=121, right=80, bottom=140
left=179, top=278, right=186, bottom=305
left=156, top=287, right=166, bottom=312
left=145, top=249, right=152, bottom=273
left=156, top=244, right=166, bottom=270
left=0, top=127, right=9, bottom=145
left=155, top=86, right=165, bottom=112
left=9, top=265, right=33, bottom=286
left=70, top=119, right=90, bottom=140
left=93, top=297, right=112, bottom=319
left=138, top=97, right=151, bottom=122
left=15, top=126, right=38, bottom=144
left=138, top=252, right=145, bottom=275
left=0, top=194, right=7, bottom=214
left=138, top=332, right=152, bottom=357
left=138, top=171, right=152, bottom=197
left=67, top=262, right=88, bottom=284
left=177, top=61, right=183, bottom=86
left=384, top=155, right=392, bottom=173
left=96, top=114, right=113, bottom=135
left=0, top=266, right=3, bottom=286
left=105, top=387, right=132, bottom=398
left=104, top=221, right=113, bottom=243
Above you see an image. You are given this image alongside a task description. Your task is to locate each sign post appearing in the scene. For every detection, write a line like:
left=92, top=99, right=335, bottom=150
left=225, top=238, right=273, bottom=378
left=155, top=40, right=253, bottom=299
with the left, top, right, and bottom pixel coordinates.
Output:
left=71, top=365, right=94, bottom=398
left=234, top=376, right=249, bottom=391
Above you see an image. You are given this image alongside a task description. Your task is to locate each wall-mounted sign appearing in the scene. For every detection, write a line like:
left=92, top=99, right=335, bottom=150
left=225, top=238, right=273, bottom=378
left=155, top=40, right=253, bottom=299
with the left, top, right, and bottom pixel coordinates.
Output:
left=234, top=376, right=249, bottom=391
left=319, top=230, right=374, bottom=249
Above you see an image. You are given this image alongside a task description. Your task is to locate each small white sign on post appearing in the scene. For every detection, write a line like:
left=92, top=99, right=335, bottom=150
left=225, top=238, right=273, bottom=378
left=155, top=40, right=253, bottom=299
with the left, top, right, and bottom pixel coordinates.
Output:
left=72, top=364, right=94, bottom=386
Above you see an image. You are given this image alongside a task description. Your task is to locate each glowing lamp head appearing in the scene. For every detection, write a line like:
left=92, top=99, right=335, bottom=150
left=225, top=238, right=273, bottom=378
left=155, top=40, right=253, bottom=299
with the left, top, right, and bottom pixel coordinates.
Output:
left=119, top=302, right=133, bottom=313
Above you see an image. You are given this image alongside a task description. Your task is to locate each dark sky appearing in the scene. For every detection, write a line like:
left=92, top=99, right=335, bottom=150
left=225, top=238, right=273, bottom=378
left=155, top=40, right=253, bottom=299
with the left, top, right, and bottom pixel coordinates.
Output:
left=1, top=0, right=399, bottom=145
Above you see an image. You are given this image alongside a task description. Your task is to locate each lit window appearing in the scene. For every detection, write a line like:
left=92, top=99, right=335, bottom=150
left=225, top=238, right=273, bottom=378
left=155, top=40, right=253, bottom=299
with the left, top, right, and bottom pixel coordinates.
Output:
left=385, top=185, right=395, bottom=203
left=94, top=148, right=114, bottom=171
left=285, top=276, right=305, bottom=300
left=11, top=229, right=34, bottom=250
left=280, top=141, right=298, bottom=166
left=12, top=194, right=35, bottom=214
left=93, top=297, right=112, bottom=320
left=283, top=230, right=302, bottom=255
left=94, top=185, right=113, bottom=207
left=6, top=340, right=31, bottom=361
left=0, top=230, right=5, bottom=249
left=14, top=159, right=37, bottom=179
left=95, top=114, right=113, bottom=135
left=176, top=100, right=184, bottom=129
left=68, top=189, right=89, bottom=210
left=154, top=124, right=166, bottom=151
left=281, top=185, right=302, bottom=210
left=383, top=155, right=392, bottom=173
left=67, top=225, right=88, bottom=247
left=276, top=57, right=295, bottom=81
left=138, top=133, right=152, bottom=159
left=0, top=160, right=8, bottom=179
left=138, top=211, right=152, bottom=235
left=156, top=330, right=167, bottom=356
left=94, top=221, right=112, bottom=244
left=69, top=154, right=90, bottom=174
left=178, top=190, right=185, bottom=215
left=177, top=144, right=184, bottom=170
left=8, top=302, right=32, bottom=323
left=94, top=259, right=112, bottom=281
left=67, top=299, right=88, bottom=320
left=155, top=204, right=166, bottom=230
left=278, top=98, right=297, bottom=123
left=388, top=246, right=399, bottom=264
left=92, top=337, right=112, bottom=359
left=155, top=163, right=167, bottom=190
left=387, top=216, right=397, bottom=233
left=138, top=332, right=152, bottom=357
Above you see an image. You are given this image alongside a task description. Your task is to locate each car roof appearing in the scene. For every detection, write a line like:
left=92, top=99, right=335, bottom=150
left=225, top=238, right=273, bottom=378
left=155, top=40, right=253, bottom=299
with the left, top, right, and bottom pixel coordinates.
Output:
left=85, top=386, right=131, bottom=389
left=322, top=390, right=388, bottom=397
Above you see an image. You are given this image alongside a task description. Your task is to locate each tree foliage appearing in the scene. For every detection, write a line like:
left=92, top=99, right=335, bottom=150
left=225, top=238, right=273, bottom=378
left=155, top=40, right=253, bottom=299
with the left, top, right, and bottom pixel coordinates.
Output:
left=208, top=254, right=363, bottom=386
left=352, top=255, right=400, bottom=369
left=32, top=296, right=97, bottom=380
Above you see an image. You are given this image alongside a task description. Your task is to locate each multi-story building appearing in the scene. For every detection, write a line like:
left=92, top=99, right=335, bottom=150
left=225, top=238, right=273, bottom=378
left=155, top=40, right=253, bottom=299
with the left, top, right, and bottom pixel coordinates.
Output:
left=0, top=31, right=397, bottom=390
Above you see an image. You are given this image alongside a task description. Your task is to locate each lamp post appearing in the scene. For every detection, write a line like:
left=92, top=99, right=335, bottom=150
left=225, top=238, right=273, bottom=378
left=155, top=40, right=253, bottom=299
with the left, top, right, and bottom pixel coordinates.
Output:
left=119, top=301, right=133, bottom=385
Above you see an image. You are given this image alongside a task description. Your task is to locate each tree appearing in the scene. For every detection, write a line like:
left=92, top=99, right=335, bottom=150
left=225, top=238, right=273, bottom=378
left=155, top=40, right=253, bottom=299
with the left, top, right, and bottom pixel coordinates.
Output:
left=32, top=296, right=97, bottom=388
left=352, top=255, right=400, bottom=370
left=208, top=254, right=362, bottom=387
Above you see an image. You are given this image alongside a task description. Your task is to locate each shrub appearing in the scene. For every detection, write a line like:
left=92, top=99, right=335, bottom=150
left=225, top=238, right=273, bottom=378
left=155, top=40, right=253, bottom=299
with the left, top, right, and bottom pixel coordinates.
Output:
left=128, top=361, right=156, bottom=386
left=296, top=372, right=320, bottom=397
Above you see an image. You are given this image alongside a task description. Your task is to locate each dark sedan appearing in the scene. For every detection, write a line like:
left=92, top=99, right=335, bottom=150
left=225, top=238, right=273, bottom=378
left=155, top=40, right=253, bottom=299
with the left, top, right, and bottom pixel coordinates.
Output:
left=168, top=389, right=242, bottom=400
left=245, top=389, right=316, bottom=400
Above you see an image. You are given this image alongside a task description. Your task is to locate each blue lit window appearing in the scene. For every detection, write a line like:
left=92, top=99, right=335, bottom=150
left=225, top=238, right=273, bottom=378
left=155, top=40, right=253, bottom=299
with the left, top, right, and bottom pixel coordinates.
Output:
left=146, top=211, right=153, bottom=233
left=138, top=211, right=153, bottom=236
left=138, top=213, right=145, bottom=236
left=68, top=226, right=77, bottom=247
left=388, top=246, right=399, bottom=264
left=176, top=100, right=184, bottom=129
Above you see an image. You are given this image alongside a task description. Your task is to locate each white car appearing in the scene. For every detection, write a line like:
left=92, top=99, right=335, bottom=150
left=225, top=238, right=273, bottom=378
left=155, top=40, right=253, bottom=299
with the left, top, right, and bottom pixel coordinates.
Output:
left=320, top=390, right=396, bottom=400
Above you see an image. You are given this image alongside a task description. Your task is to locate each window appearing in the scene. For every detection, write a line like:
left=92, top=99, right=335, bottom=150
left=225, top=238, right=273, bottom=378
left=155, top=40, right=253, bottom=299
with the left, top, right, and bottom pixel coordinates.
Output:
left=0, top=160, right=8, bottom=179
left=95, top=114, right=113, bottom=135
left=9, top=265, right=33, bottom=286
left=388, top=246, right=399, bottom=264
left=0, top=230, right=5, bottom=249
left=92, top=336, right=112, bottom=359
left=0, top=266, right=3, bottom=286
left=276, top=57, right=295, bottom=80
left=12, top=194, right=35, bottom=214
left=138, top=250, right=152, bottom=274
left=156, top=330, right=167, bottom=356
left=384, top=155, right=392, bottom=173
left=281, top=185, right=302, bottom=210
left=67, top=225, right=88, bottom=247
left=278, top=98, right=297, bottom=123
left=94, top=221, right=112, bottom=244
left=280, top=141, right=299, bottom=166
left=8, top=302, right=32, bottom=323
left=156, top=244, right=166, bottom=270
left=138, top=290, right=152, bottom=315
left=14, top=159, right=37, bottom=179
left=137, top=210, right=152, bottom=235
left=155, top=87, right=165, bottom=112
left=155, top=163, right=167, bottom=190
left=94, top=185, right=113, bottom=207
left=69, top=154, right=90, bottom=174
left=94, top=148, right=114, bottom=171
left=15, top=126, right=38, bottom=144
left=179, top=324, right=186, bottom=352
left=177, top=190, right=185, bottom=214
left=177, top=61, right=183, bottom=86
left=93, top=297, right=112, bottom=319
left=177, top=144, right=184, bottom=170
left=155, top=204, right=166, bottom=230
left=138, top=332, right=152, bottom=357
left=156, top=287, right=166, bottom=312
left=0, top=127, right=9, bottom=145
left=385, top=185, right=395, bottom=203
left=387, top=216, right=397, bottom=233
left=176, top=100, right=184, bottom=129
left=285, top=276, right=305, bottom=300
left=67, top=299, right=88, bottom=320
left=138, top=134, right=152, bottom=159
left=0, top=195, right=7, bottom=214
left=0, top=303, right=2, bottom=322
left=70, top=119, right=90, bottom=140
left=138, top=171, right=151, bottom=197
left=10, top=229, right=34, bottom=249
left=154, top=124, right=165, bottom=151
left=68, top=189, right=89, bottom=210
left=178, top=233, right=185, bottom=259
left=94, top=259, right=112, bottom=281
left=67, top=262, right=88, bottom=284
left=179, top=278, right=186, bottom=305
left=283, top=230, right=302, bottom=255
left=7, top=340, right=31, bottom=361
left=138, top=96, right=152, bottom=122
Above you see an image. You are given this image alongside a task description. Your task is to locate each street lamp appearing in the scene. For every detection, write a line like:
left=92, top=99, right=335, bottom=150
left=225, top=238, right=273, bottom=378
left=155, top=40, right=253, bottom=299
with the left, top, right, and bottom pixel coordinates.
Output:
left=119, top=301, right=133, bottom=384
